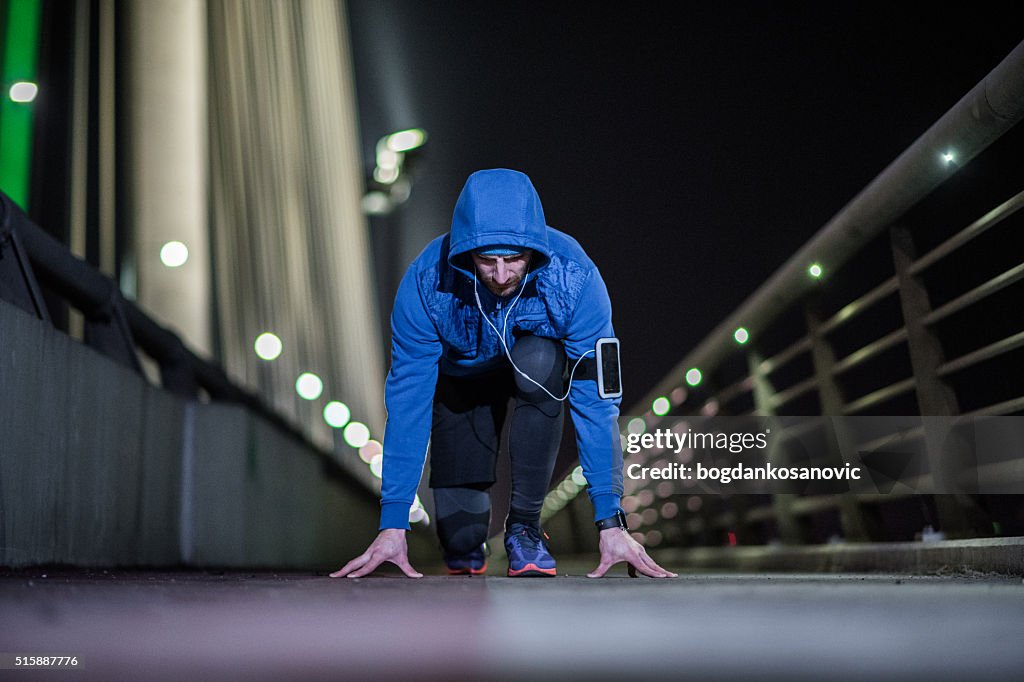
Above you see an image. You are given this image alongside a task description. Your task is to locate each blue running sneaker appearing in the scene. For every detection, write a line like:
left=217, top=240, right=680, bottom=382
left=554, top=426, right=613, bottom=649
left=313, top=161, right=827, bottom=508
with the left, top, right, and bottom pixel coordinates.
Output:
left=504, top=523, right=556, bottom=577
left=444, top=544, right=488, bottom=575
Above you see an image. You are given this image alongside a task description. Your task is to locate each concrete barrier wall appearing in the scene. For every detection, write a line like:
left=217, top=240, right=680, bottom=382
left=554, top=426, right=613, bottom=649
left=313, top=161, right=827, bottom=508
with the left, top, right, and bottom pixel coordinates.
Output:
left=0, top=299, right=425, bottom=569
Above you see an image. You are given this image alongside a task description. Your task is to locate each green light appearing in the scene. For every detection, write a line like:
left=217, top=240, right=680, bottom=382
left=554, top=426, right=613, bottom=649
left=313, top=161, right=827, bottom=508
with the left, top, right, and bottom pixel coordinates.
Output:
left=808, top=263, right=823, bottom=279
left=323, top=401, right=351, bottom=428
left=385, top=128, right=428, bottom=153
left=652, top=396, right=670, bottom=416
left=734, top=327, right=749, bottom=344
left=685, top=368, right=702, bottom=387
left=0, top=0, right=43, bottom=210
left=295, top=372, right=323, bottom=400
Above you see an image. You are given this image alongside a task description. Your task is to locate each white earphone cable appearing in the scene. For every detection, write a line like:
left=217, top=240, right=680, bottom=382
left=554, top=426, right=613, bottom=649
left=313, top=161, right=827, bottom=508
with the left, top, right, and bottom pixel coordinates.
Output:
left=473, top=271, right=592, bottom=402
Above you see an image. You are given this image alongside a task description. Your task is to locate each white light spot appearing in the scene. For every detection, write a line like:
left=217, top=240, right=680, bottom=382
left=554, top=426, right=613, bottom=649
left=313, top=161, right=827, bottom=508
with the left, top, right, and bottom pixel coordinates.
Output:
left=358, top=439, right=382, bottom=464
left=361, top=191, right=392, bottom=215
left=160, top=241, right=189, bottom=268
left=343, top=421, right=370, bottom=448
left=323, top=401, right=351, bottom=428
left=295, top=373, right=323, bottom=400
left=254, top=332, right=282, bottom=361
left=386, top=128, right=427, bottom=153
left=9, top=81, right=38, bottom=103
left=373, top=165, right=399, bottom=185
left=627, top=417, right=646, bottom=435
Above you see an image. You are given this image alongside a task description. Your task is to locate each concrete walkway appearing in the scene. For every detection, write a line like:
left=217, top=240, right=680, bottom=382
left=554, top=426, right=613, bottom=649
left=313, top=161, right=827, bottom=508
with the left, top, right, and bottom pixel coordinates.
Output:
left=1, top=566, right=1022, bottom=680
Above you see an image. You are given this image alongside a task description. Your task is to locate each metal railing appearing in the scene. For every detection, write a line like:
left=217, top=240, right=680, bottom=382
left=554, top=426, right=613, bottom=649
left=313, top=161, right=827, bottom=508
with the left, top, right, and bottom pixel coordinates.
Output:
left=545, top=39, right=1024, bottom=549
left=0, top=190, right=326, bottom=458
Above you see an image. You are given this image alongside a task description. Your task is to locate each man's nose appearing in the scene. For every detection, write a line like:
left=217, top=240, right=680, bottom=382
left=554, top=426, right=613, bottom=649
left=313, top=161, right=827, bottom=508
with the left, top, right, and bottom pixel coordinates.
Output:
left=495, top=260, right=511, bottom=284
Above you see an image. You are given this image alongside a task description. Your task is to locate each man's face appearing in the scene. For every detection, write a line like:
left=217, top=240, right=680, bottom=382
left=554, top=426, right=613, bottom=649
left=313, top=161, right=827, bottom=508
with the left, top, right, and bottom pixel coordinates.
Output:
left=471, top=250, right=533, bottom=297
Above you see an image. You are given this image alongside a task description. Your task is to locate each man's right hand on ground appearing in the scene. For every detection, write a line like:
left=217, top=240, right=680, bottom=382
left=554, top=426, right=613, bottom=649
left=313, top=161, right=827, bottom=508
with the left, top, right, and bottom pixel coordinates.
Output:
left=329, top=528, right=423, bottom=579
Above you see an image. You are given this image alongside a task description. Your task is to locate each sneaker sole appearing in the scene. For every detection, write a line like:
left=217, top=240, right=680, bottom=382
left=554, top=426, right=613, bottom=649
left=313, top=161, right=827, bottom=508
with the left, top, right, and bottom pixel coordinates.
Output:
left=447, top=563, right=488, bottom=576
left=507, top=563, right=557, bottom=577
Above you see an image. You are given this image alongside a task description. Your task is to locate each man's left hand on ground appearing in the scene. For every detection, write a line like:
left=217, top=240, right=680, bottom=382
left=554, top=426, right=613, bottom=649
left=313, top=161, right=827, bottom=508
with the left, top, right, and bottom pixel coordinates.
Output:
left=587, top=528, right=677, bottom=578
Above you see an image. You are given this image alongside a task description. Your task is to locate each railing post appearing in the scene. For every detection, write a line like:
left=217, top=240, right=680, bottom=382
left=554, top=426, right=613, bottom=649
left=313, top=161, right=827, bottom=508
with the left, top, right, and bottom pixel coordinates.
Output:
left=890, top=224, right=990, bottom=538
left=0, top=194, right=51, bottom=321
left=82, top=287, right=143, bottom=373
left=748, top=347, right=809, bottom=545
left=804, top=301, right=881, bottom=542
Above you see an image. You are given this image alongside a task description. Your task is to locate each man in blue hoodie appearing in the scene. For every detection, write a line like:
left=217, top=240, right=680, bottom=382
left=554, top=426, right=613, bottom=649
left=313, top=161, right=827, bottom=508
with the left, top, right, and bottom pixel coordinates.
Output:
left=331, top=169, right=674, bottom=579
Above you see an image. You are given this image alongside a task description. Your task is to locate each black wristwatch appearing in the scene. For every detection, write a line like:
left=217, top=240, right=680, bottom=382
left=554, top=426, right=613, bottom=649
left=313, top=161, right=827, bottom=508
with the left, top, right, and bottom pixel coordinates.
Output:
left=595, top=509, right=628, bottom=531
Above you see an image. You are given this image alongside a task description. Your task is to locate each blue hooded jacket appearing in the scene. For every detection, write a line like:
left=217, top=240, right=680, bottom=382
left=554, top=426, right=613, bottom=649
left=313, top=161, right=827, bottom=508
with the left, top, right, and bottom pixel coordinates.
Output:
left=379, top=169, right=624, bottom=529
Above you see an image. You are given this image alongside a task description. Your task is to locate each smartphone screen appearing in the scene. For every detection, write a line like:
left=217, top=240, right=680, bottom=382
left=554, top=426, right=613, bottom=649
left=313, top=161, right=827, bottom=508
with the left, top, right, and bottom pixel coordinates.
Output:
left=597, top=338, right=622, bottom=399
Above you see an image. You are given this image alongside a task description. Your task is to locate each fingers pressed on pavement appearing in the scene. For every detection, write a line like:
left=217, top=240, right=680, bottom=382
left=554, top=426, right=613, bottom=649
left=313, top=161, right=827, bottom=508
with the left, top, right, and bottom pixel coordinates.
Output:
left=329, top=554, right=367, bottom=578
left=395, top=558, right=423, bottom=578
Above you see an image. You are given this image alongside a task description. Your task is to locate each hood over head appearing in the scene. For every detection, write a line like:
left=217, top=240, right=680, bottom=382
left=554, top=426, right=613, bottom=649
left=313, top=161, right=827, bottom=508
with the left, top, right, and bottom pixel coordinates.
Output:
left=447, top=169, right=552, bottom=276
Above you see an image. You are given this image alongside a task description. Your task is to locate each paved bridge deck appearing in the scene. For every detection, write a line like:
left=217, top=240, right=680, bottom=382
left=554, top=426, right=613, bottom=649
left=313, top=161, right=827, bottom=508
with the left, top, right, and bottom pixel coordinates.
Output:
left=1, top=566, right=1022, bottom=680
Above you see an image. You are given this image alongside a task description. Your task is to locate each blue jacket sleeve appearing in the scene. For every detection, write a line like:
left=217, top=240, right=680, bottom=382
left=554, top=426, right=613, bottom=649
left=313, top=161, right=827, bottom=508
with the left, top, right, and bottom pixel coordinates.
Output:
left=379, top=267, right=442, bottom=530
left=563, top=268, right=624, bottom=522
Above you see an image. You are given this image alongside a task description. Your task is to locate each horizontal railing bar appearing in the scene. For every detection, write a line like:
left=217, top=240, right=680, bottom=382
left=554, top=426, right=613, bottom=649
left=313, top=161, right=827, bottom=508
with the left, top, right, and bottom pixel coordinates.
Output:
left=819, top=277, right=900, bottom=335
left=759, top=336, right=813, bottom=375
left=695, top=492, right=918, bottom=523
left=938, top=330, right=1024, bottom=377
left=856, top=424, right=926, bottom=455
left=769, top=376, right=818, bottom=409
left=909, top=188, right=1024, bottom=276
left=789, top=495, right=844, bottom=516
left=842, top=377, right=917, bottom=414
left=675, top=451, right=1024, bottom=529
left=964, top=396, right=1024, bottom=417
left=715, top=376, right=755, bottom=406
left=973, top=459, right=1024, bottom=488
left=772, top=416, right=827, bottom=441
left=710, top=511, right=737, bottom=529
left=741, top=506, right=777, bottom=524
left=833, top=328, right=908, bottom=376
left=923, top=261, right=1024, bottom=325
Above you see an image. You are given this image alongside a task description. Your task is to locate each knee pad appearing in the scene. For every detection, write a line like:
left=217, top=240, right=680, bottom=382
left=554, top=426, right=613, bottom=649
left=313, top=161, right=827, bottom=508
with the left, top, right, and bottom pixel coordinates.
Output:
left=509, top=335, right=565, bottom=398
left=433, top=486, right=491, bottom=555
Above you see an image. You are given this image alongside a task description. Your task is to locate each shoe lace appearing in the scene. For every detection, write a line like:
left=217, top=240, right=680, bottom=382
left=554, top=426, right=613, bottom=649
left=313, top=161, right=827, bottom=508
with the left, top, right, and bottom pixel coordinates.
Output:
left=511, top=524, right=548, bottom=552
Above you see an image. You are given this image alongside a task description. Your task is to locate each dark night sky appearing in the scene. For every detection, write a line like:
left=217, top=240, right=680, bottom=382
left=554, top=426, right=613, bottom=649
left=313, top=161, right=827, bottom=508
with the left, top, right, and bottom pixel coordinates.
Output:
left=346, top=2, right=1023, bottom=408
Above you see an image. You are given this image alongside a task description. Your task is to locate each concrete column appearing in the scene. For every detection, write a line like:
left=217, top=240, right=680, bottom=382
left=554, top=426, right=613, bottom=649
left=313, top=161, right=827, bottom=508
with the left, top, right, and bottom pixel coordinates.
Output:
left=124, top=0, right=211, bottom=356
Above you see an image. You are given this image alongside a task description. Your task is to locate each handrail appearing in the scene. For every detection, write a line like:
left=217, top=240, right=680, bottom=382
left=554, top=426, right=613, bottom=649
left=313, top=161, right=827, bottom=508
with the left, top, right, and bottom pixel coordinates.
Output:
left=636, top=40, right=1024, bottom=412
left=0, top=190, right=311, bottom=448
